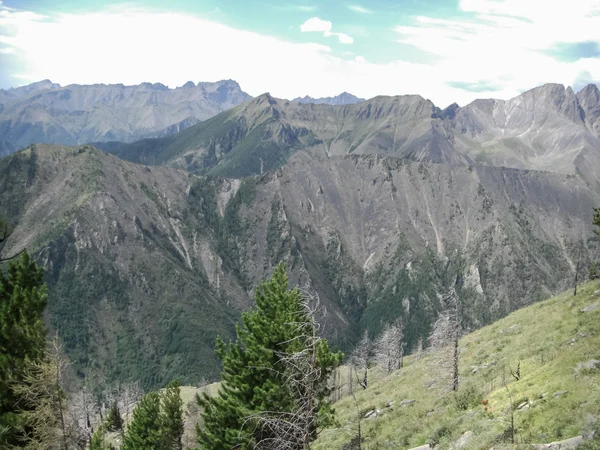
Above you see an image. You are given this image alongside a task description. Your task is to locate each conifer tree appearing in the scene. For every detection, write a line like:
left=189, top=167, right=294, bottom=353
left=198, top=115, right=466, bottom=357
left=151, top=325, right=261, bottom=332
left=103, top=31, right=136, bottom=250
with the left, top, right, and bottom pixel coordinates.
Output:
left=105, top=401, right=123, bottom=432
left=0, top=252, right=47, bottom=446
left=161, top=380, right=184, bottom=450
left=196, top=263, right=341, bottom=450
left=121, top=392, right=162, bottom=450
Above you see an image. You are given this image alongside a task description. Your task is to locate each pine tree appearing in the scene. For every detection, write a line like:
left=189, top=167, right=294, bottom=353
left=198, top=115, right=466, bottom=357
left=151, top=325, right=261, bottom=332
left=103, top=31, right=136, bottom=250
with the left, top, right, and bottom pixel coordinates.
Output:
left=0, top=252, right=47, bottom=446
left=121, top=392, right=162, bottom=450
left=196, top=263, right=341, bottom=450
left=89, top=424, right=116, bottom=450
left=105, top=401, right=123, bottom=432
left=161, top=380, right=184, bottom=450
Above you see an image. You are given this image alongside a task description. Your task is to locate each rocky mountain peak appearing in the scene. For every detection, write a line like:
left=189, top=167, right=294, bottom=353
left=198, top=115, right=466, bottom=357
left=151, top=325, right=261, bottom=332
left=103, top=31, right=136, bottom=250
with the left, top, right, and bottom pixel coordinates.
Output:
left=181, top=81, right=197, bottom=89
left=439, top=102, right=460, bottom=120
left=577, top=83, right=600, bottom=106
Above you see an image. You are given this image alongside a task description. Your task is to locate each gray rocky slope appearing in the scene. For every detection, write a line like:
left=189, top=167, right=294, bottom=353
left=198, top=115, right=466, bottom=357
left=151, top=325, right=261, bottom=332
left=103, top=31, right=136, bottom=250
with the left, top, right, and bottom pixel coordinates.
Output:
left=1, top=144, right=598, bottom=388
left=0, top=79, right=251, bottom=155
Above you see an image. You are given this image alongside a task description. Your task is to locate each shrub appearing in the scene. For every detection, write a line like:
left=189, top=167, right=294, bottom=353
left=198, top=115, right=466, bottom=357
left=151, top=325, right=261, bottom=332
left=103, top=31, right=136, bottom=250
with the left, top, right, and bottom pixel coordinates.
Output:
left=454, top=383, right=484, bottom=411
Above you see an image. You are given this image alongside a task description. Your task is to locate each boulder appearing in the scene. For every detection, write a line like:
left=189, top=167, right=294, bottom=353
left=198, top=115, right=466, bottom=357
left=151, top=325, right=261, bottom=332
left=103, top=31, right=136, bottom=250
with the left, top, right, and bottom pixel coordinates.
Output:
left=400, top=399, right=416, bottom=407
left=576, top=360, right=600, bottom=372
left=451, top=431, right=474, bottom=449
left=517, top=401, right=529, bottom=410
left=553, top=390, right=569, bottom=398
left=533, top=435, right=583, bottom=449
left=364, top=410, right=376, bottom=419
left=581, top=302, right=600, bottom=313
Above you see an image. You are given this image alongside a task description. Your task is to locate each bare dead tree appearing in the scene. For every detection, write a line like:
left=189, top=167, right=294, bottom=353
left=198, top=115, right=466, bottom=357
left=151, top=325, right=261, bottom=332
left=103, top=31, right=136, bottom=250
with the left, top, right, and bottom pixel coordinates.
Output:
left=351, top=330, right=374, bottom=390
left=374, top=318, right=404, bottom=374
left=428, top=285, right=462, bottom=392
left=248, top=288, right=339, bottom=450
left=350, top=391, right=363, bottom=450
left=509, top=361, right=521, bottom=382
left=347, top=365, right=354, bottom=395
left=0, top=217, right=26, bottom=263
left=574, top=261, right=580, bottom=296
left=67, top=384, right=101, bottom=449
left=120, top=381, right=143, bottom=424
left=502, top=376, right=516, bottom=444
left=415, top=337, right=424, bottom=361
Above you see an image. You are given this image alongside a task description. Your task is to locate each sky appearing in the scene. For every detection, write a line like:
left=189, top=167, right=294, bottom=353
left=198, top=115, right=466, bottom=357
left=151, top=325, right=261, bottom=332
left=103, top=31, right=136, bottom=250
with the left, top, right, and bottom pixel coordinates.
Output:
left=1, top=0, right=600, bottom=107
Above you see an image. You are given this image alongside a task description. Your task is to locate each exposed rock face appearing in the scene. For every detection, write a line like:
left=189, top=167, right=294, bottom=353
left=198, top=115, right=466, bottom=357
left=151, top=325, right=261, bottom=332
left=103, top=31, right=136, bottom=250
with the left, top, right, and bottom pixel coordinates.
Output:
left=2, top=145, right=599, bottom=388
left=0, top=79, right=251, bottom=155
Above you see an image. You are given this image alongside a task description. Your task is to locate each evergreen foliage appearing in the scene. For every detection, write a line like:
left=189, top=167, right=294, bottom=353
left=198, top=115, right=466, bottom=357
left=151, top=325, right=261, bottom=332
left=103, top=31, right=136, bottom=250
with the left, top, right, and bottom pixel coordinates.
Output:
left=196, top=263, right=342, bottom=450
left=121, top=392, right=162, bottom=450
left=593, top=207, right=600, bottom=236
left=161, top=380, right=184, bottom=450
left=105, top=400, right=123, bottom=432
left=89, top=424, right=115, bottom=450
left=0, top=252, right=47, bottom=446
left=590, top=261, right=600, bottom=280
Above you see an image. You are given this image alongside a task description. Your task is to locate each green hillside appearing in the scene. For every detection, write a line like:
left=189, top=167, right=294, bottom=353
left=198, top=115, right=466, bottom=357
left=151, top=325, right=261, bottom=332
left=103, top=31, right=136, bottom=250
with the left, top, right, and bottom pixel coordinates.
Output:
left=312, top=281, right=600, bottom=449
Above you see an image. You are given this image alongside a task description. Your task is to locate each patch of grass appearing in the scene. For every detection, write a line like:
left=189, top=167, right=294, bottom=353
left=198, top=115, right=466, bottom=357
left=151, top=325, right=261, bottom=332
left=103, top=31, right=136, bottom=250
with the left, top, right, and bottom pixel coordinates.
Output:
left=314, top=281, right=600, bottom=450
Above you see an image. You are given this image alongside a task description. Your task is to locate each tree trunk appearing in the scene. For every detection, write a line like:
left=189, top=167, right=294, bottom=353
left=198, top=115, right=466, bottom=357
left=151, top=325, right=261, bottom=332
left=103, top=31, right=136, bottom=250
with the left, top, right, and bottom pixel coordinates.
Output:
left=452, top=332, right=459, bottom=392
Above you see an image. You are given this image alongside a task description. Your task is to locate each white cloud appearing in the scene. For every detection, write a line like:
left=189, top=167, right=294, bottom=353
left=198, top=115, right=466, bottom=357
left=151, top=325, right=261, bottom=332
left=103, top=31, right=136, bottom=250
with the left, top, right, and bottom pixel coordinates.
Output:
left=300, top=17, right=330, bottom=33
left=0, top=2, right=599, bottom=107
left=348, top=5, right=372, bottom=14
left=394, top=0, right=600, bottom=99
left=0, top=46, right=14, bottom=54
left=300, top=17, right=354, bottom=44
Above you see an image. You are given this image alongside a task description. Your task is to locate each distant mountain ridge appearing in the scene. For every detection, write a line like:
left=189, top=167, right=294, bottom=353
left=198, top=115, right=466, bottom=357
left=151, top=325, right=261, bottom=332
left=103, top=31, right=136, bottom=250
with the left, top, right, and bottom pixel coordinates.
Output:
left=291, top=92, right=365, bottom=105
left=0, top=79, right=252, bottom=156
left=107, top=83, right=600, bottom=183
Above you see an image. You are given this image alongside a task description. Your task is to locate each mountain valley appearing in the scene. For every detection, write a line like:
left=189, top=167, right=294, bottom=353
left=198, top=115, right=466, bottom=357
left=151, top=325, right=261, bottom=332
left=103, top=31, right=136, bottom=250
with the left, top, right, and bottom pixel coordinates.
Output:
left=1, top=134, right=598, bottom=388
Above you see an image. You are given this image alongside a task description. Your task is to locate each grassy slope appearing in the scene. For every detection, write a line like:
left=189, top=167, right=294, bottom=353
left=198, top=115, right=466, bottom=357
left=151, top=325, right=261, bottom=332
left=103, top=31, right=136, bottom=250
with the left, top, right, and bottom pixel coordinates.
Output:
left=313, top=281, right=600, bottom=450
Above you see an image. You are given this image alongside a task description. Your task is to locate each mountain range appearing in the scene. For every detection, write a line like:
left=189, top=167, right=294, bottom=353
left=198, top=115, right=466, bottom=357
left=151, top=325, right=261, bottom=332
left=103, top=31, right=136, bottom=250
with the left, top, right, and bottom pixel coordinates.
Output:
left=0, top=79, right=251, bottom=156
left=291, top=92, right=365, bottom=105
left=105, top=83, right=600, bottom=182
left=0, top=81, right=599, bottom=389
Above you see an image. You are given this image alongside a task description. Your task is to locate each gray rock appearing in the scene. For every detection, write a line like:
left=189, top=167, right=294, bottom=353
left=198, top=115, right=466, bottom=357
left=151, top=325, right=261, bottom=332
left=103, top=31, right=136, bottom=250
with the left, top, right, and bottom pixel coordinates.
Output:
left=385, top=400, right=395, bottom=408
left=451, top=431, right=474, bottom=449
left=408, top=446, right=430, bottom=450
left=553, top=390, right=569, bottom=398
left=517, top=401, right=529, bottom=410
left=576, top=360, right=600, bottom=372
left=364, top=410, right=376, bottom=418
left=581, top=302, right=600, bottom=313
left=533, top=435, right=583, bottom=449
left=400, top=399, right=416, bottom=407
